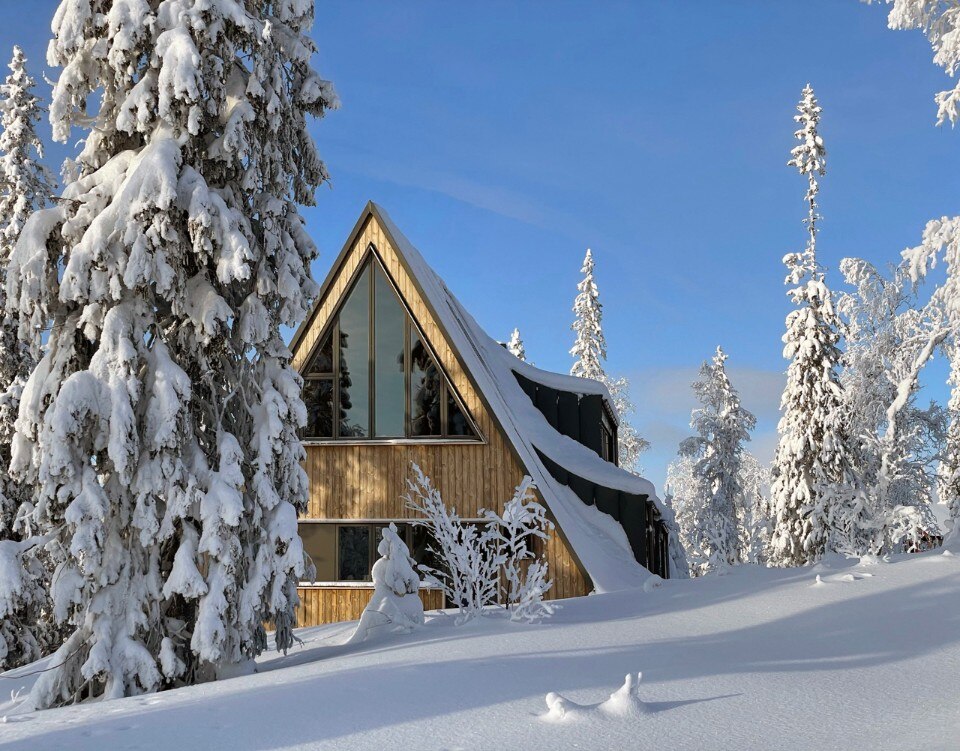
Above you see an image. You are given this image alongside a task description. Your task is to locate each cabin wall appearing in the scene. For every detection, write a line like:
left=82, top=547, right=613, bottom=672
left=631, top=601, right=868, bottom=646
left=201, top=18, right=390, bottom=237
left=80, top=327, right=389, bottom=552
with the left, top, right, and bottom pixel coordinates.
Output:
left=296, top=586, right=446, bottom=625
left=293, top=214, right=591, bottom=628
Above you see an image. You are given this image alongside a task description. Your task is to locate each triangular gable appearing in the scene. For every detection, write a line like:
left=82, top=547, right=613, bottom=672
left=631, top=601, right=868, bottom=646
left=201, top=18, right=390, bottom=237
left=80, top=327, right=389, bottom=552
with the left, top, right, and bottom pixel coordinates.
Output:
left=292, top=203, right=663, bottom=593
left=297, top=245, right=480, bottom=440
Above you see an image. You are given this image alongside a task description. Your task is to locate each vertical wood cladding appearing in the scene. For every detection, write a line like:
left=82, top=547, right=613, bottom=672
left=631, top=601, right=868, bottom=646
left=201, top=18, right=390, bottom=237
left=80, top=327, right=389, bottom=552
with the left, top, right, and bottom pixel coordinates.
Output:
left=293, top=213, right=590, bottom=627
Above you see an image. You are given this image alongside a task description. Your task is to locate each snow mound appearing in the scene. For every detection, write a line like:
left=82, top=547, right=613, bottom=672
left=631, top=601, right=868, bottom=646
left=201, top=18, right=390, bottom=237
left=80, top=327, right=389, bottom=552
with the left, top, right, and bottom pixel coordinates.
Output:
left=544, top=672, right=653, bottom=722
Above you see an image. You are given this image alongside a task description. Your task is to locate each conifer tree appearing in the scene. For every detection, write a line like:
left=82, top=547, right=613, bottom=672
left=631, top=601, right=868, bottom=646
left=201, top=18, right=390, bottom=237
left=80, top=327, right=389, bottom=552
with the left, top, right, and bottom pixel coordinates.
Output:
left=678, top=347, right=756, bottom=573
left=570, top=249, right=605, bottom=382
left=507, top=327, right=527, bottom=361
left=770, top=86, right=865, bottom=566
left=569, top=248, right=649, bottom=472
left=0, top=46, right=53, bottom=539
left=6, top=1, right=338, bottom=706
left=0, top=46, right=57, bottom=670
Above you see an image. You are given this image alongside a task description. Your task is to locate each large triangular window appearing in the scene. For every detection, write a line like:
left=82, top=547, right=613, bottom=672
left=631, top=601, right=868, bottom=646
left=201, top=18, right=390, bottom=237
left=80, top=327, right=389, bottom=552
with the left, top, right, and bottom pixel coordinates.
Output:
left=302, top=252, right=479, bottom=440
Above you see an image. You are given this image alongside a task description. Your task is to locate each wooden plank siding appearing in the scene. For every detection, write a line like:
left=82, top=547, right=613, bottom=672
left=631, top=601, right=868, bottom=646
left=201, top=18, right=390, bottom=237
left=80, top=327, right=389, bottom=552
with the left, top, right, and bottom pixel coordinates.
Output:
left=293, top=212, right=590, bottom=627
left=296, top=586, right=446, bottom=626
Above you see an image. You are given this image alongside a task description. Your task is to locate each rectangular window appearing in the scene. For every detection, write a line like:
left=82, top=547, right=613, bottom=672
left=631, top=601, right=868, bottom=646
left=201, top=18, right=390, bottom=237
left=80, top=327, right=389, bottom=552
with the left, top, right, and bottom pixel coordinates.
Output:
left=303, top=378, right=334, bottom=438
left=410, top=328, right=443, bottom=437
left=373, top=265, right=406, bottom=437
left=300, top=522, right=337, bottom=580
left=298, top=522, right=453, bottom=584
left=600, top=411, right=617, bottom=465
left=337, top=525, right=371, bottom=581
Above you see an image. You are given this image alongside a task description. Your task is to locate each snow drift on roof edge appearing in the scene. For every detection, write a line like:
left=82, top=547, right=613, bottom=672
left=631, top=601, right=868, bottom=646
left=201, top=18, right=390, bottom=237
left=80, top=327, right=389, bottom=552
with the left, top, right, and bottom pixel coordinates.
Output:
left=372, top=203, right=661, bottom=592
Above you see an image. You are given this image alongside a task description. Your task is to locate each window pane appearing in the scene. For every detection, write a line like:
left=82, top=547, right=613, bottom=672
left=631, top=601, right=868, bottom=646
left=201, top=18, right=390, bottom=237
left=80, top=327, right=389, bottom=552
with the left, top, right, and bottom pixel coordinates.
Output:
left=410, top=329, right=442, bottom=436
left=446, top=390, right=475, bottom=437
left=302, top=378, right=333, bottom=438
left=307, top=329, right=334, bottom=374
left=339, top=265, right=371, bottom=437
left=373, top=265, right=406, bottom=437
left=299, top=523, right=336, bottom=581
left=338, top=525, right=371, bottom=581
left=411, top=525, right=444, bottom=578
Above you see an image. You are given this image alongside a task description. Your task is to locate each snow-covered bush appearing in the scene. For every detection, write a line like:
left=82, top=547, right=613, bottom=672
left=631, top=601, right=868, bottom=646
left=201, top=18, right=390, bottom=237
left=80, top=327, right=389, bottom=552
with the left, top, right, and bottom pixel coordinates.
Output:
left=403, top=464, right=555, bottom=624
left=11, top=0, right=338, bottom=707
left=403, top=464, right=501, bottom=623
left=349, top=523, right=424, bottom=644
left=483, top=476, right=556, bottom=623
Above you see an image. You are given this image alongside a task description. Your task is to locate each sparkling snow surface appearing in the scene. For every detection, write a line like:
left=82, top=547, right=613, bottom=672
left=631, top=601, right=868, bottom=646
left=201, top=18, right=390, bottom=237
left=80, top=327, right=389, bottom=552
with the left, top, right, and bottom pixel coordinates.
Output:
left=2, top=551, right=958, bottom=750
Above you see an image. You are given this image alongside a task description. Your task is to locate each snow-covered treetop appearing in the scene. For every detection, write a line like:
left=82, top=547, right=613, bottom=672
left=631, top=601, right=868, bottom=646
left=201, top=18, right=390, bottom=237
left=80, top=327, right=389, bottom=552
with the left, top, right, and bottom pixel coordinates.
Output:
left=785, top=84, right=826, bottom=285
left=874, top=0, right=960, bottom=124
left=507, top=327, right=526, bottom=361
left=0, top=45, right=52, bottom=260
left=570, top=248, right=607, bottom=381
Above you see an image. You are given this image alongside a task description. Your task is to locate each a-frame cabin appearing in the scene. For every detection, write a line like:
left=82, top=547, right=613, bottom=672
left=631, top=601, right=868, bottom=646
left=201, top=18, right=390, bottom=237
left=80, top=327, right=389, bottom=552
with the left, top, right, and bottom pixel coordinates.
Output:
left=289, top=203, right=671, bottom=626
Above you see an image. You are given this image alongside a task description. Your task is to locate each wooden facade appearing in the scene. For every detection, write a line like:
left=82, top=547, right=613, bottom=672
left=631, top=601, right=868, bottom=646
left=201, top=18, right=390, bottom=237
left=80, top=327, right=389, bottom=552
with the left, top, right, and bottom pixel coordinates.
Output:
left=292, top=209, right=591, bottom=627
left=297, top=586, right=446, bottom=626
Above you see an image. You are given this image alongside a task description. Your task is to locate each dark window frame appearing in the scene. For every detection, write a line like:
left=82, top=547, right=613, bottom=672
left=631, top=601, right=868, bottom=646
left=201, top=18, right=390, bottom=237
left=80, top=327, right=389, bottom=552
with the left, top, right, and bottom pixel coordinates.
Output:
left=300, top=246, right=482, bottom=442
left=600, top=408, right=618, bottom=466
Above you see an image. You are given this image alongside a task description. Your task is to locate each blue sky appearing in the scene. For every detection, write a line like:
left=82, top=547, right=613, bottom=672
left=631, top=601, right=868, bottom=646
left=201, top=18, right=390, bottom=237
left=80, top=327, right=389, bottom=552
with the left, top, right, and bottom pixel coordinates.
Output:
left=4, top=1, right=960, bottom=490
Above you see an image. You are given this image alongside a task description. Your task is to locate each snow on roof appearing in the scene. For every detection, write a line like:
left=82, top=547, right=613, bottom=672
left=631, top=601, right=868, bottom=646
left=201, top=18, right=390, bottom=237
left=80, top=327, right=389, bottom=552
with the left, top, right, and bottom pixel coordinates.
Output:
left=371, top=203, right=660, bottom=592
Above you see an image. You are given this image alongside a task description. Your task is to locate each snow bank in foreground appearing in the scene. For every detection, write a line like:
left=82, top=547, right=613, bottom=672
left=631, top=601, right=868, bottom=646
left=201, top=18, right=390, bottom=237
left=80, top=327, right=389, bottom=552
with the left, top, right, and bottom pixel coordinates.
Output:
left=1, top=551, right=959, bottom=750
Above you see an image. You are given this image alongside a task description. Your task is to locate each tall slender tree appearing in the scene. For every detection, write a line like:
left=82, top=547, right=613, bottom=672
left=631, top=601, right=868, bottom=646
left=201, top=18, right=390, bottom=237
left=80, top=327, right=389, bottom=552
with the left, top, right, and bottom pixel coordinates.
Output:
left=569, top=248, right=649, bottom=472
left=0, top=46, right=57, bottom=670
left=570, top=249, right=605, bottom=381
left=677, top=347, right=756, bottom=574
left=6, top=1, right=338, bottom=707
left=770, top=85, right=865, bottom=566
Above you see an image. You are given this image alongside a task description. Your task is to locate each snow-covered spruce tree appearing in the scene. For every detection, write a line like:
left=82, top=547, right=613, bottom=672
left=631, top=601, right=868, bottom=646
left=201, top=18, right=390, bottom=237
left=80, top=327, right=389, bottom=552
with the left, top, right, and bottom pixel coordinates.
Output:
left=348, top=523, right=424, bottom=644
left=667, top=441, right=768, bottom=572
left=770, top=85, right=867, bottom=566
left=507, top=327, right=527, bottom=361
left=0, top=46, right=58, bottom=670
left=870, top=0, right=960, bottom=544
left=7, top=1, right=338, bottom=706
left=738, top=452, right=771, bottom=565
left=571, top=249, right=605, bottom=382
left=677, top=347, right=756, bottom=574
left=569, top=248, right=649, bottom=473
left=837, top=257, right=947, bottom=551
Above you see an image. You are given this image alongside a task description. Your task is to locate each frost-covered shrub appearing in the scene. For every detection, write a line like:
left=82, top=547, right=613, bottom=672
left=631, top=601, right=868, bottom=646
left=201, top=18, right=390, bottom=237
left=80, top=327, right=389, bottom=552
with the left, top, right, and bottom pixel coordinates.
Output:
left=403, top=464, right=555, bottom=624
left=483, top=476, right=556, bottom=623
left=349, top=523, right=424, bottom=643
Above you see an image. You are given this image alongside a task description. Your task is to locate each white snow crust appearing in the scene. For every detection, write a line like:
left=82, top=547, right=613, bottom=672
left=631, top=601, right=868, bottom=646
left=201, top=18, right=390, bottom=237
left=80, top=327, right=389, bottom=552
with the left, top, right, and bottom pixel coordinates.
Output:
left=2, top=551, right=957, bottom=750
